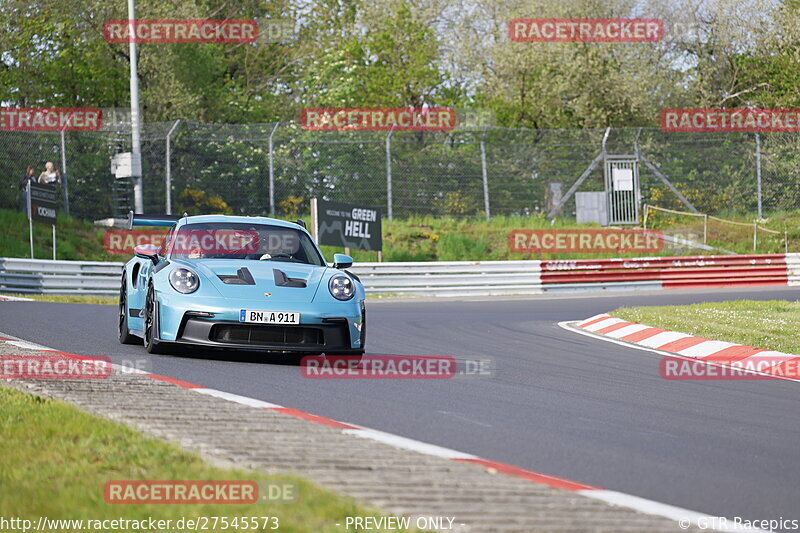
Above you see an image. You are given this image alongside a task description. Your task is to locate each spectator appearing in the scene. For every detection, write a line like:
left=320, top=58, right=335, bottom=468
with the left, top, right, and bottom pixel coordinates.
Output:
left=38, top=161, right=61, bottom=185
left=19, top=166, right=36, bottom=213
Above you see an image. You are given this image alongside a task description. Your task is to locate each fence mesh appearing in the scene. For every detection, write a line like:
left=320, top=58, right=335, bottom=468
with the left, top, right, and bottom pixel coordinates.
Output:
left=1, top=124, right=797, bottom=221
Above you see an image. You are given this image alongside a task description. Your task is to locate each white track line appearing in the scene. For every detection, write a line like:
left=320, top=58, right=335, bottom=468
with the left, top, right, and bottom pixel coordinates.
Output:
left=193, top=388, right=283, bottom=408
left=342, top=428, right=477, bottom=460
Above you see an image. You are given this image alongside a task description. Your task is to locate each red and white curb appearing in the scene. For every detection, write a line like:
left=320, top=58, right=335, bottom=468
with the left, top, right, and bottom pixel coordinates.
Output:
left=0, top=331, right=764, bottom=532
left=564, top=313, right=800, bottom=383
left=0, top=295, right=33, bottom=301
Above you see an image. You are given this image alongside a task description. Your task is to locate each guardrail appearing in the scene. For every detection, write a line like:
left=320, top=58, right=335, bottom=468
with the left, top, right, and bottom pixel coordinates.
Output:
left=0, top=258, right=123, bottom=296
left=1, top=255, right=798, bottom=298
left=538, top=254, right=800, bottom=292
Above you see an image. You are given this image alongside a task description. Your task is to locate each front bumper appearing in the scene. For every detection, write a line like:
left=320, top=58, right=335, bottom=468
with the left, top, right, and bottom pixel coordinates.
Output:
left=156, top=295, right=365, bottom=352
left=175, top=318, right=352, bottom=352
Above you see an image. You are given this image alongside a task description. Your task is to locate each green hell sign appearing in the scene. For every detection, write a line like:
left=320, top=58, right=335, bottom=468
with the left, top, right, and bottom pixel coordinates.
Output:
left=313, top=199, right=382, bottom=251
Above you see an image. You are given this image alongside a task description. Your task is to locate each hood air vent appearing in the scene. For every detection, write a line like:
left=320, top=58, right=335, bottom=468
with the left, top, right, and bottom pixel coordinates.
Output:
left=273, top=269, right=307, bottom=288
left=218, top=267, right=256, bottom=285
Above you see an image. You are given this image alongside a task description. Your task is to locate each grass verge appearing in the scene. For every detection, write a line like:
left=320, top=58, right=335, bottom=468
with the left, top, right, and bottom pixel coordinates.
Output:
left=612, top=300, right=800, bottom=354
left=5, top=206, right=798, bottom=263
left=1, top=294, right=117, bottom=305
left=0, top=209, right=121, bottom=261
left=0, top=386, right=420, bottom=532
left=8, top=208, right=789, bottom=263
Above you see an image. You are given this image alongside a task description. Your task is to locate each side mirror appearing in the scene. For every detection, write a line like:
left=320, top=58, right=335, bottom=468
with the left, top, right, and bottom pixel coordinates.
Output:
left=333, top=253, right=353, bottom=269
left=134, top=243, right=159, bottom=265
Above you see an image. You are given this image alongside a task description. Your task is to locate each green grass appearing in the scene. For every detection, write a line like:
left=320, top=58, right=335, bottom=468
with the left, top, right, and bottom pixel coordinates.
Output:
left=1, top=294, right=117, bottom=305
left=0, top=386, right=423, bottom=532
left=612, top=300, right=800, bottom=354
left=298, top=213, right=733, bottom=262
left=4, top=207, right=800, bottom=263
left=645, top=208, right=799, bottom=255
left=0, top=209, right=121, bottom=261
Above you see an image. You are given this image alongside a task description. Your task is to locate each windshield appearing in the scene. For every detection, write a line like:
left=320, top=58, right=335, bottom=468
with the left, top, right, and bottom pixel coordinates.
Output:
left=167, top=222, right=325, bottom=266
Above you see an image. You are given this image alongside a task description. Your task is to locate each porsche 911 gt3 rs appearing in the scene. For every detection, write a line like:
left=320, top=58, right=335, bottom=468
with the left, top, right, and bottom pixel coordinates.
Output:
left=118, top=212, right=366, bottom=356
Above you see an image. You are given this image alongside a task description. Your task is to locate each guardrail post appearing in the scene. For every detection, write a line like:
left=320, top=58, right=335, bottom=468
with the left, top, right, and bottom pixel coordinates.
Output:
left=386, top=128, right=394, bottom=220
left=165, top=119, right=180, bottom=215
left=268, top=122, right=280, bottom=215
left=753, top=221, right=758, bottom=252
left=481, top=127, right=491, bottom=220
left=703, top=214, right=708, bottom=244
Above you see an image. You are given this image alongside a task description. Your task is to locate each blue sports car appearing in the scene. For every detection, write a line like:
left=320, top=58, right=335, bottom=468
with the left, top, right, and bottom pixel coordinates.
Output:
left=118, top=212, right=366, bottom=356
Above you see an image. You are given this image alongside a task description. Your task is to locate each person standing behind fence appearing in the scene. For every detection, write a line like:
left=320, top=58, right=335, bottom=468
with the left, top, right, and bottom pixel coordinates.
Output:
left=38, top=161, right=61, bottom=185
left=19, top=166, right=36, bottom=214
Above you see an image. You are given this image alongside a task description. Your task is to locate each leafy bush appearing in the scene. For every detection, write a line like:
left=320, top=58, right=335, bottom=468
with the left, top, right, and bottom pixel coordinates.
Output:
left=176, top=189, right=232, bottom=215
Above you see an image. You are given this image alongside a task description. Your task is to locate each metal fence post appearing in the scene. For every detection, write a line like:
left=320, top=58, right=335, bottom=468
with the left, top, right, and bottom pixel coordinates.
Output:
left=386, top=128, right=394, bottom=220
left=480, top=127, right=491, bottom=220
left=755, top=133, right=762, bottom=219
left=60, top=130, right=70, bottom=216
left=268, top=122, right=280, bottom=215
left=165, top=119, right=181, bottom=215
left=128, top=0, right=144, bottom=214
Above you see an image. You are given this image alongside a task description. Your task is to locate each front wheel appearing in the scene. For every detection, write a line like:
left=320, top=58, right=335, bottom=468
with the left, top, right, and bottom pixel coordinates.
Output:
left=144, top=283, right=169, bottom=354
left=118, top=274, right=140, bottom=345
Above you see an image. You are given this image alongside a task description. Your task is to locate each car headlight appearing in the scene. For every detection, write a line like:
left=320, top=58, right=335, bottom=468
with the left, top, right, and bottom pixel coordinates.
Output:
left=169, top=267, right=199, bottom=294
left=329, top=274, right=355, bottom=301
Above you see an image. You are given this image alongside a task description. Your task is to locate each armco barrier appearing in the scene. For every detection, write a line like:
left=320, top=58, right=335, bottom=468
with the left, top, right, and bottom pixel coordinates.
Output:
left=350, top=260, right=543, bottom=297
left=1, top=254, right=798, bottom=297
left=0, top=258, right=123, bottom=296
left=540, top=254, right=800, bottom=291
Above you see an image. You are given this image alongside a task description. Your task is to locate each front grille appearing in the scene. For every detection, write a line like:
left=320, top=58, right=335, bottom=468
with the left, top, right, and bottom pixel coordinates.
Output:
left=210, top=324, right=325, bottom=347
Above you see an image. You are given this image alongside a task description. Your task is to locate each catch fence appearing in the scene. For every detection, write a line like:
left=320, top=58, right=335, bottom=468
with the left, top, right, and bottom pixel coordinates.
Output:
left=1, top=124, right=796, bottom=222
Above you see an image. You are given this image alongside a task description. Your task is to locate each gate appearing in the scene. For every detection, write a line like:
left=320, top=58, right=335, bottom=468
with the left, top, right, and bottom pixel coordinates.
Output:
left=604, top=156, right=640, bottom=225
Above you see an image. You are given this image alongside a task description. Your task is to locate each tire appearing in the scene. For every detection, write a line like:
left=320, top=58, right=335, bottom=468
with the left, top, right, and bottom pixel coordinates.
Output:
left=118, top=274, right=140, bottom=345
left=144, top=283, right=169, bottom=354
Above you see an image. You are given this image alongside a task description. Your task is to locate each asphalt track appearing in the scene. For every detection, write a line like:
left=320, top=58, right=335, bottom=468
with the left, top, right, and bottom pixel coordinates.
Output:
left=2, top=287, right=799, bottom=526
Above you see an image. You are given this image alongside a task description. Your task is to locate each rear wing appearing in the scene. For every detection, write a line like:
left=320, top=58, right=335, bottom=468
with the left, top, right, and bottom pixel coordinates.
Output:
left=127, top=211, right=184, bottom=230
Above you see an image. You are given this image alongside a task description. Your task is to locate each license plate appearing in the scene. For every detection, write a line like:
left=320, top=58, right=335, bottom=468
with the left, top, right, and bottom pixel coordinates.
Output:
left=239, top=309, right=300, bottom=325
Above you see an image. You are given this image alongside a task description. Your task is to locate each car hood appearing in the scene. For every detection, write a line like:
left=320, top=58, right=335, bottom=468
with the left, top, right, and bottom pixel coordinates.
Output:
left=176, top=259, right=327, bottom=303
